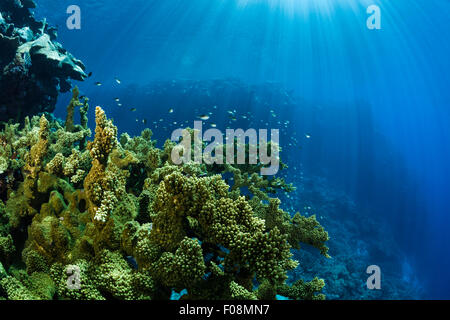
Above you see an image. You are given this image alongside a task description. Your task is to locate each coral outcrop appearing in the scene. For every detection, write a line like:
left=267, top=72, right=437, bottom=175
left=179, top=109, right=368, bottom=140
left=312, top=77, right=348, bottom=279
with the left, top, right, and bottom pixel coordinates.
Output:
left=0, top=92, right=329, bottom=300
left=0, top=0, right=86, bottom=123
left=287, top=176, right=424, bottom=299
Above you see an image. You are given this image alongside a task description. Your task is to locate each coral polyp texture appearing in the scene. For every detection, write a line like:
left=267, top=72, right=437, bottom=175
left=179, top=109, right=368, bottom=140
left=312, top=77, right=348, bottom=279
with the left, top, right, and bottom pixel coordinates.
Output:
left=0, top=89, right=330, bottom=300
left=0, top=0, right=87, bottom=123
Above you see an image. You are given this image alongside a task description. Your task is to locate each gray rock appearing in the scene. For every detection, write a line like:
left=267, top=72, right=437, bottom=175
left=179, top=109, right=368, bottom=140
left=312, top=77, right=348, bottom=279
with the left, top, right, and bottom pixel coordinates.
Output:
left=15, top=26, right=34, bottom=42
left=18, top=34, right=87, bottom=81
left=0, top=0, right=86, bottom=123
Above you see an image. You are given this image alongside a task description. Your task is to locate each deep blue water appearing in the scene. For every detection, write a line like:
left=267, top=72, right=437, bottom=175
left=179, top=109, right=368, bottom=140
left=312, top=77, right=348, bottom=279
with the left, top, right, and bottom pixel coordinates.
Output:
left=34, top=0, right=449, bottom=299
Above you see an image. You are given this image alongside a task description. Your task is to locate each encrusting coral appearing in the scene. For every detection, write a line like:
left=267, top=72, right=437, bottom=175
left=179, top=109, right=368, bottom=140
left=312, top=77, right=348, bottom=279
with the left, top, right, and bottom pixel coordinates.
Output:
left=0, top=92, right=329, bottom=300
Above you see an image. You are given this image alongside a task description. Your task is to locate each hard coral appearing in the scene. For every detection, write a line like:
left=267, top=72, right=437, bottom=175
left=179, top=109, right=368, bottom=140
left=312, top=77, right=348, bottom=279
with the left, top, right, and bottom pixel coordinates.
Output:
left=0, top=93, right=330, bottom=300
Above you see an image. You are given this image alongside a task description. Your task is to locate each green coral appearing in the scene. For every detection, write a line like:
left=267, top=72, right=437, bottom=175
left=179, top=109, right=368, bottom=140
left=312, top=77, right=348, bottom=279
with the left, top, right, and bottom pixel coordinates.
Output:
left=0, top=234, right=15, bottom=265
left=150, top=237, right=205, bottom=289
left=50, top=260, right=104, bottom=300
left=24, top=115, right=49, bottom=179
left=0, top=93, right=330, bottom=300
left=0, top=271, right=55, bottom=300
left=65, top=87, right=83, bottom=133
left=0, top=155, right=7, bottom=175
left=230, top=281, right=258, bottom=300
left=84, top=106, right=124, bottom=223
left=278, top=277, right=326, bottom=300
left=0, top=276, right=39, bottom=300
left=259, top=198, right=330, bottom=257
left=61, top=86, right=91, bottom=152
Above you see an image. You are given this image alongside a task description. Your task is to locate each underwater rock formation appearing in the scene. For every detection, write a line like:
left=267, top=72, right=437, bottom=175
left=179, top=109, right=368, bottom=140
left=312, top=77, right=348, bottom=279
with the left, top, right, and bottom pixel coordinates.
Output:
left=0, top=89, right=330, bottom=300
left=287, top=176, right=423, bottom=299
left=0, top=0, right=86, bottom=123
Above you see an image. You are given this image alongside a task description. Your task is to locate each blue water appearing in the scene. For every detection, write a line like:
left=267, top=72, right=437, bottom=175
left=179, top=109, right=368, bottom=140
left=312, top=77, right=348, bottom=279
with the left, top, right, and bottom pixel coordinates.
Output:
left=34, top=0, right=450, bottom=299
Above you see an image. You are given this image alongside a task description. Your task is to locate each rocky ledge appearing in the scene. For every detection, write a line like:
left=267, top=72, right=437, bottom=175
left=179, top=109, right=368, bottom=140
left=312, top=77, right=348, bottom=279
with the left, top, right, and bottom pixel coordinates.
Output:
left=0, top=0, right=86, bottom=123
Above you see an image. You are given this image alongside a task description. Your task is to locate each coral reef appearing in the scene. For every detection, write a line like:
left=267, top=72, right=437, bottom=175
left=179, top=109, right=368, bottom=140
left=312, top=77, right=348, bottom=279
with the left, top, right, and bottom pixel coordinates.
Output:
left=285, top=176, right=424, bottom=299
left=0, top=92, right=329, bottom=300
left=0, top=0, right=86, bottom=123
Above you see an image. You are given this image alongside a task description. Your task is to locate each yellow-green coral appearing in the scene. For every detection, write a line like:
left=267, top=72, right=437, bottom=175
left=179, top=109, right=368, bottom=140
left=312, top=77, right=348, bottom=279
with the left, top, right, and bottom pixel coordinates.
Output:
left=150, top=237, right=205, bottom=289
left=259, top=198, right=330, bottom=257
left=0, top=276, right=40, bottom=300
left=0, top=234, right=14, bottom=264
left=87, top=107, right=117, bottom=165
left=0, top=157, right=7, bottom=175
left=84, top=107, right=122, bottom=223
left=65, top=87, right=83, bottom=133
left=0, top=271, right=55, bottom=300
left=50, top=260, right=104, bottom=300
left=278, top=277, right=326, bottom=300
left=0, top=93, right=330, bottom=301
left=24, top=115, right=49, bottom=179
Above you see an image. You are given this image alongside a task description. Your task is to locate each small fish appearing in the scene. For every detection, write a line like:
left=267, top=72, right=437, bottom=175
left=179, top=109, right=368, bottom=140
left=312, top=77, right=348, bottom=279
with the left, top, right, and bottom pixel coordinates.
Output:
left=114, top=98, right=120, bottom=102
left=210, top=123, right=217, bottom=128
left=199, top=115, right=210, bottom=121
left=115, top=78, right=121, bottom=84
left=95, top=82, right=102, bottom=86
left=305, top=134, right=311, bottom=139
left=130, top=108, right=137, bottom=112
left=142, top=119, right=147, bottom=124
left=169, top=108, right=174, bottom=113
left=117, top=103, right=122, bottom=107
left=88, top=72, right=93, bottom=77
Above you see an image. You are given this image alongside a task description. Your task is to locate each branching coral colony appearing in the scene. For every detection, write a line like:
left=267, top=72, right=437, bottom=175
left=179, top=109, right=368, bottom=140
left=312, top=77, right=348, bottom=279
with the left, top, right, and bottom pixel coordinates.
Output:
left=0, top=88, right=329, bottom=300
